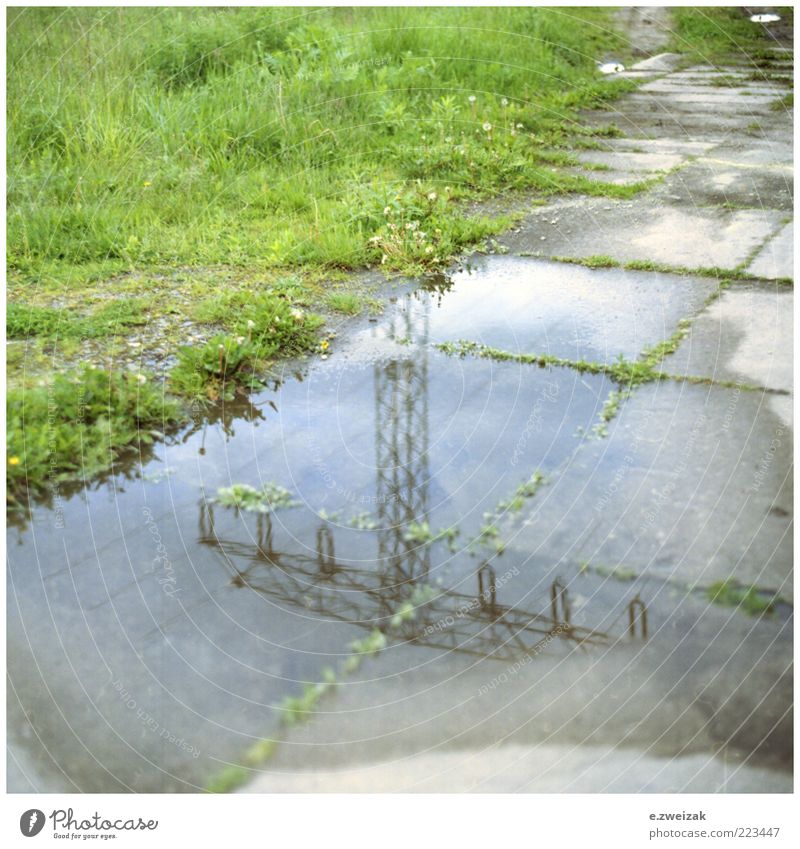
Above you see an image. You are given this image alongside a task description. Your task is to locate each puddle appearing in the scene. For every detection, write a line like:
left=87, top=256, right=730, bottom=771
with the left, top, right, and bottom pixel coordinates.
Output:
left=7, top=257, right=792, bottom=791
left=350, top=256, right=718, bottom=365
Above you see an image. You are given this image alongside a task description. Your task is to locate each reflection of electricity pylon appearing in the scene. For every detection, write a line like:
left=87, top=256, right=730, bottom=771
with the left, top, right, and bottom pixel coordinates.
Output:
left=374, top=294, right=431, bottom=586
left=198, top=505, right=629, bottom=664
left=196, top=281, right=648, bottom=663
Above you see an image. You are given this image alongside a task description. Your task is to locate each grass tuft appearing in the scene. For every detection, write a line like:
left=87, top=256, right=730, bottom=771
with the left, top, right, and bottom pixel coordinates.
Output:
left=326, top=293, right=363, bottom=315
left=7, top=368, right=184, bottom=504
left=706, top=579, right=777, bottom=616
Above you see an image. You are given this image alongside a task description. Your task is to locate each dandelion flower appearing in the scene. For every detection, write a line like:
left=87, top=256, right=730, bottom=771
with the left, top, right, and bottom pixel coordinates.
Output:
left=427, top=191, right=437, bottom=201
left=383, top=206, right=391, bottom=215
left=136, top=374, right=147, bottom=385
left=235, top=336, right=245, bottom=345
left=290, top=308, right=303, bottom=320
left=468, top=95, right=477, bottom=104
left=247, top=319, right=255, bottom=329
left=501, top=98, right=509, bottom=107
left=320, top=340, right=329, bottom=351
left=142, top=180, right=152, bottom=188
left=483, top=122, right=492, bottom=132
left=8, top=456, right=20, bottom=466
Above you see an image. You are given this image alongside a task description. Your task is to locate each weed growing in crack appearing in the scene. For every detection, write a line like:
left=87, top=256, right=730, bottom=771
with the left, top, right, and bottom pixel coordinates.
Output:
left=706, top=579, right=778, bottom=616
left=214, top=482, right=299, bottom=514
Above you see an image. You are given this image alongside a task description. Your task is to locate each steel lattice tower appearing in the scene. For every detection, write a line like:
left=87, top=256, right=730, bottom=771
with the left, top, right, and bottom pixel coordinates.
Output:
left=373, top=293, right=431, bottom=586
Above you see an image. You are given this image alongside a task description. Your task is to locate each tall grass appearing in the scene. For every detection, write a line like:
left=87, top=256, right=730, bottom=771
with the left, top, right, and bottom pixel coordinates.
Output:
left=8, top=6, right=632, bottom=284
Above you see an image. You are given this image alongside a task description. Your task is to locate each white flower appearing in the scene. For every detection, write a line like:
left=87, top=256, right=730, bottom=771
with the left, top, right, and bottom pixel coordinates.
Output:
left=468, top=95, right=476, bottom=104
left=136, top=374, right=147, bottom=385
left=483, top=122, right=492, bottom=132
left=383, top=206, right=391, bottom=215
left=427, top=191, right=437, bottom=201
left=516, top=123, right=524, bottom=129
left=290, top=308, right=303, bottom=320
left=236, top=336, right=245, bottom=344
left=501, top=98, right=509, bottom=107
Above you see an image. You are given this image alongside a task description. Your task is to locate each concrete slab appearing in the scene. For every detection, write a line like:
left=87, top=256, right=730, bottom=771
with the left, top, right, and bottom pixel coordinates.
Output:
left=240, top=745, right=792, bottom=793
left=502, top=197, right=785, bottom=270
left=423, top=256, right=719, bottom=364
left=624, top=93, right=778, bottom=115
left=576, top=150, right=684, bottom=172
left=580, top=107, right=778, bottom=139
left=703, top=138, right=794, bottom=168
left=747, top=222, right=794, bottom=279
left=608, top=138, right=718, bottom=156
left=645, top=76, right=785, bottom=92
left=565, top=166, right=653, bottom=187
left=665, top=286, right=793, bottom=394
left=659, top=160, right=793, bottom=211
left=638, top=86, right=783, bottom=107
left=628, top=52, right=684, bottom=73
left=511, top=379, right=793, bottom=595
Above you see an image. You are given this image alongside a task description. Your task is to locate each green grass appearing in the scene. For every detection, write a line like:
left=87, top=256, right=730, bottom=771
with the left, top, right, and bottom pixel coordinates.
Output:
left=437, top=340, right=662, bottom=388
left=8, top=6, right=639, bottom=289
left=214, top=482, right=299, bottom=513
left=706, top=579, right=777, bottom=616
left=547, top=255, right=791, bottom=286
left=553, top=253, right=620, bottom=269
left=326, top=292, right=363, bottom=315
left=8, top=299, right=148, bottom=339
left=205, top=766, right=250, bottom=794
left=670, top=7, right=787, bottom=64
left=170, top=290, right=325, bottom=400
left=594, top=563, right=638, bottom=582
left=592, top=389, right=629, bottom=437
left=7, top=368, right=184, bottom=505
left=771, top=92, right=794, bottom=111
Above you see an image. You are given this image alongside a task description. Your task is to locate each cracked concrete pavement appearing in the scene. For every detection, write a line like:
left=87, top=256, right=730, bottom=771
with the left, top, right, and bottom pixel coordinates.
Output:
left=8, top=9, right=793, bottom=796
left=242, top=21, right=793, bottom=794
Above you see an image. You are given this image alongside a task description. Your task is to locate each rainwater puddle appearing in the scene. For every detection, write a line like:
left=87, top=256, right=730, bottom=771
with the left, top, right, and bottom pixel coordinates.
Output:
left=7, top=256, right=791, bottom=791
